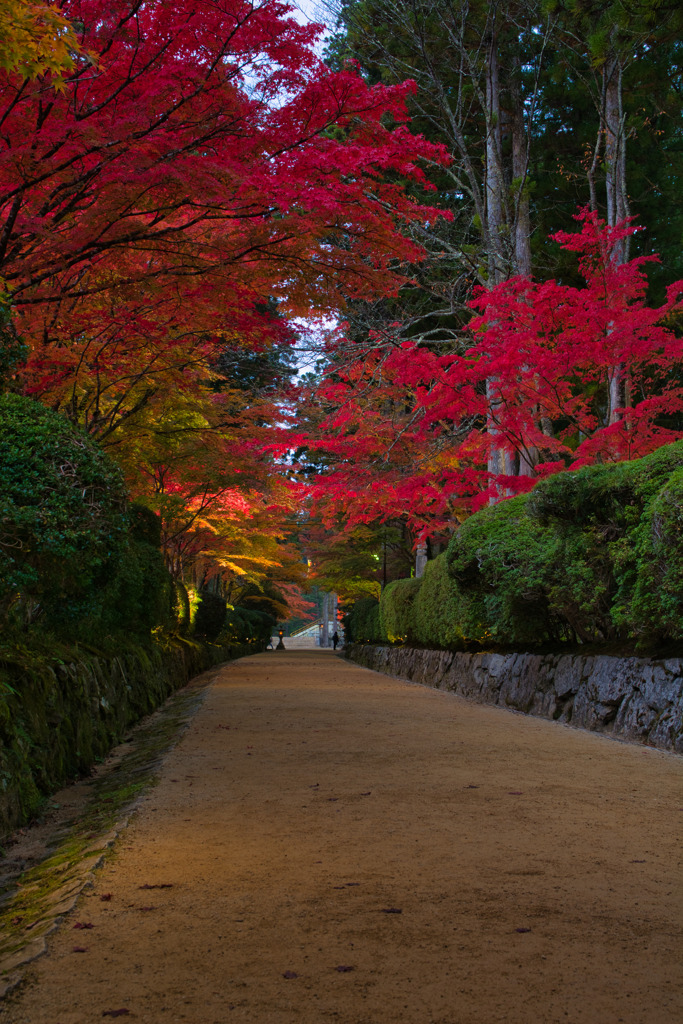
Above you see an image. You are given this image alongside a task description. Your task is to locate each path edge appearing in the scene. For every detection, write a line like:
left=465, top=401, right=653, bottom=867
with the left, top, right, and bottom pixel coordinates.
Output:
left=343, top=644, right=683, bottom=754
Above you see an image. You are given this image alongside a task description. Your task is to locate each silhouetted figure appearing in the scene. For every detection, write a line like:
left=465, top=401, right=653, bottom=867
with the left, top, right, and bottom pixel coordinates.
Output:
left=332, top=631, right=339, bottom=650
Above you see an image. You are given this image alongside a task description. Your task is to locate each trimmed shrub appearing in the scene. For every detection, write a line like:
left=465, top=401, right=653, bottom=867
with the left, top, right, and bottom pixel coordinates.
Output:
left=0, top=394, right=128, bottom=631
left=629, top=467, right=683, bottom=643
left=413, top=552, right=466, bottom=649
left=446, top=494, right=560, bottom=646
left=345, top=597, right=385, bottom=643
left=93, top=535, right=173, bottom=637
left=240, top=607, right=275, bottom=643
left=380, top=577, right=422, bottom=644
left=526, top=442, right=683, bottom=643
left=193, top=590, right=227, bottom=639
left=0, top=398, right=179, bottom=641
left=221, top=606, right=274, bottom=644
left=173, top=580, right=192, bottom=634
left=359, top=441, right=683, bottom=652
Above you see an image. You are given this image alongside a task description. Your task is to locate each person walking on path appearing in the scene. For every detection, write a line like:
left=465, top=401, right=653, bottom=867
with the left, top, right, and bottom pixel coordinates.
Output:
left=332, top=630, right=339, bottom=650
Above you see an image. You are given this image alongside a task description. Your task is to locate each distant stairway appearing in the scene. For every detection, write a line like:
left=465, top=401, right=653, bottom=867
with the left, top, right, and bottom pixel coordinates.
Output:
left=270, top=635, right=321, bottom=650
left=270, top=620, right=344, bottom=651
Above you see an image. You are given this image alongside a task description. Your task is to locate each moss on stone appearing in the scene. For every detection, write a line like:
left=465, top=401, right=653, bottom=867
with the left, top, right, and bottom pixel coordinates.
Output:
left=0, top=636, right=258, bottom=838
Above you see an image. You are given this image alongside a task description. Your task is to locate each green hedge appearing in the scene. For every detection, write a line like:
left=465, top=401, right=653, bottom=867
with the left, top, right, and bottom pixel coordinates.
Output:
left=222, top=606, right=274, bottom=645
left=0, top=396, right=181, bottom=642
left=380, top=577, right=421, bottom=643
left=630, top=467, right=683, bottom=642
left=347, top=441, right=683, bottom=651
left=522, top=442, right=683, bottom=645
left=344, top=597, right=384, bottom=644
left=0, top=394, right=129, bottom=632
left=193, top=595, right=275, bottom=645
left=413, top=553, right=465, bottom=648
left=446, top=494, right=560, bottom=645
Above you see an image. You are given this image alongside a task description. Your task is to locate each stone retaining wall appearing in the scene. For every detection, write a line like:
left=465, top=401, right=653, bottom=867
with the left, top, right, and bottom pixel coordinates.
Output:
left=344, top=645, right=683, bottom=753
left=0, top=640, right=259, bottom=836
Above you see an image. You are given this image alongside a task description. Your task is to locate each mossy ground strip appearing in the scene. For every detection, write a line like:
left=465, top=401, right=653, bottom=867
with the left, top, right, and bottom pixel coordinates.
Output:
left=0, top=670, right=218, bottom=998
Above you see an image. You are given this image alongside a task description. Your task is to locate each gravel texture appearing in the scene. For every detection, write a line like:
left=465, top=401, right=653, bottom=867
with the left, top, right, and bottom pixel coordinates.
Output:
left=1, top=649, right=681, bottom=1024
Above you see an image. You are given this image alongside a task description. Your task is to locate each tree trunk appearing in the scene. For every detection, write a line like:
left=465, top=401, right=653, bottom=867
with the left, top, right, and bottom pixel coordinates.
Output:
left=484, top=25, right=514, bottom=495
left=320, top=591, right=330, bottom=647
left=485, top=27, right=505, bottom=287
left=510, top=54, right=532, bottom=279
left=603, top=52, right=629, bottom=426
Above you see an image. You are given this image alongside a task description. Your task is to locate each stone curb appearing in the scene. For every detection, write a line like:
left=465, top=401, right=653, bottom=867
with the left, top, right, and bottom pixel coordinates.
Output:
left=344, top=645, right=683, bottom=754
left=0, top=662, right=230, bottom=999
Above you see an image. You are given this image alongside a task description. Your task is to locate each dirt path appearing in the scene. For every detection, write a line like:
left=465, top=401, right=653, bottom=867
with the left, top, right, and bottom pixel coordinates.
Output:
left=2, top=650, right=681, bottom=1024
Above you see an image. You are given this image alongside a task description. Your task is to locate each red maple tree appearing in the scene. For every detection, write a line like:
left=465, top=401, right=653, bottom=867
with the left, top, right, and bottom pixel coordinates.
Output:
left=0, top=0, right=450, bottom=608
left=307, top=211, right=683, bottom=537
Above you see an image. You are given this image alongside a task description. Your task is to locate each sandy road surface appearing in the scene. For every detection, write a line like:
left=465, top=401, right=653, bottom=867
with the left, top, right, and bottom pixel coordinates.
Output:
left=2, top=650, right=681, bottom=1024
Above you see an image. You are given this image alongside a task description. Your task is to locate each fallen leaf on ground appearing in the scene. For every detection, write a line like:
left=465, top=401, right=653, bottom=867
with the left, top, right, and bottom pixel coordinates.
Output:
left=102, top=1011, right=130, bottom=1018
left=335, top=965, right=354, bottom=972
left=73, top=922, right=94, bottom=929
left=100, top=894, right=113, bottom=902
left=380, top=908, right=402, bottom=914
left=72, top=946, right=88, bottom=953
left=515, top=927, right=532, bottom=933
left=282, top=970, right=298, bottom=979
left=139, top=883, right=173, bottom=889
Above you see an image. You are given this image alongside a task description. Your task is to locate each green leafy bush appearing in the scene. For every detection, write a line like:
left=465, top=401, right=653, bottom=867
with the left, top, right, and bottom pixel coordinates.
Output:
left=0, top=398, right=179, bottom=641
left=628, top=467, right=683, bottom=644
left=221, top=606, right=274, bottom=644
left=345, top=596, right=385, bottom=643
left=351, top=441, right=683, bottom=652
left=380, top=577, right=422, bottom=643
left=446, top=495, right=559, bottom=646
left=240, top=607, right=275, bottom=643
left=100, top=537, right=173, bottom=637
left=526, top=442, right=683, bottom=643
left=413, top=552, right=466, bottom=649
left=193, top=590, right=228, bottom=639
left=0, top=394, right=128, bottom=630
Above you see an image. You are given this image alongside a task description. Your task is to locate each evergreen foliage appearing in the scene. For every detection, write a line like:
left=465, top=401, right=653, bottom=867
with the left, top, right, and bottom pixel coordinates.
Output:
left=379, top=577, right=422, bottom=643
left=0, top=394, right=129, bottom=632
left=413, top=553, right=464, bottom=649
left=344, top=597, right=384, bottom=643
left=348, top=442, right=683, bottom=650
left=446, top=495, right=559, bottom=646
left=193, top=591, right=229, bottom=640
